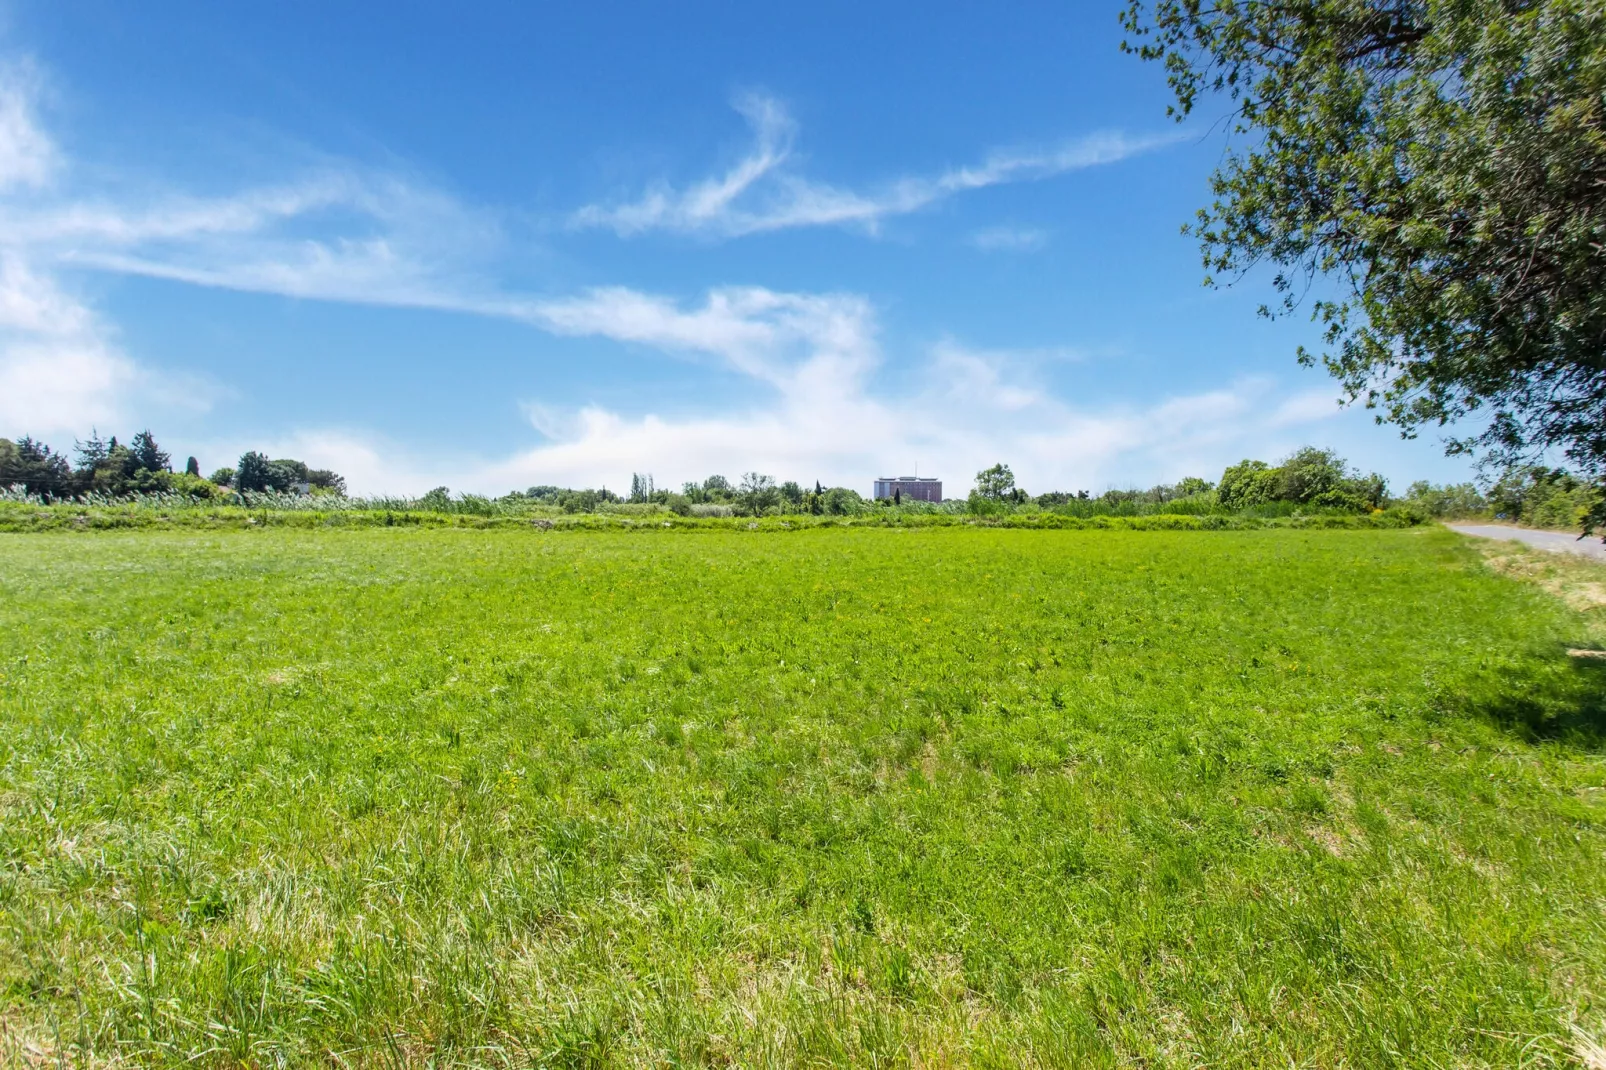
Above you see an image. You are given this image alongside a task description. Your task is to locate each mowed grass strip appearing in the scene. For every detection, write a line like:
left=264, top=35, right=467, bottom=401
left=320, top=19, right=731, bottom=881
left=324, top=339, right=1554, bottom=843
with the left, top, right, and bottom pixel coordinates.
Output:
left=0, top=527, right=1603, bottom=1068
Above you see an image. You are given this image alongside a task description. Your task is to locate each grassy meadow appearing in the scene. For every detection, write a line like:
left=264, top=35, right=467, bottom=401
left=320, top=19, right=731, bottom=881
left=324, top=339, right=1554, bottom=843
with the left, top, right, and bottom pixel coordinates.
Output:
left=1, top=527, right=1604, bottom=1067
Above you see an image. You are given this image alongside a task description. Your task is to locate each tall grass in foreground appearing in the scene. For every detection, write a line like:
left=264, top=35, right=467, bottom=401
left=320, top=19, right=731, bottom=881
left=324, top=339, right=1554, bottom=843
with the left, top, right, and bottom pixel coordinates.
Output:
left=1, top=528, right=1604, bottom=1067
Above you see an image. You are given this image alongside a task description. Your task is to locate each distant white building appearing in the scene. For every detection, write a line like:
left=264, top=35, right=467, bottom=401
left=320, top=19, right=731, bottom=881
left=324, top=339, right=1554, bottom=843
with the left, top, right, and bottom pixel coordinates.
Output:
left=873, top=476, right=942, bottom=502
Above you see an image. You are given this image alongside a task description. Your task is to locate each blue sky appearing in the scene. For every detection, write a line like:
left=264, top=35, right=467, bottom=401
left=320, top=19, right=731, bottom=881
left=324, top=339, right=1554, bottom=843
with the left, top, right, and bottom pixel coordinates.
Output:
left=0, top=0, right=1475, bottom=496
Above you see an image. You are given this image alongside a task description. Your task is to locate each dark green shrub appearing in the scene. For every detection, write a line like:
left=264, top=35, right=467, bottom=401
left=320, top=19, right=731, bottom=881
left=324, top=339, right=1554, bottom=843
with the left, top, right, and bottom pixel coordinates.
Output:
left=1218, top=460, right=1282, bottom=509
left=236, top=452, right=274, bottom=493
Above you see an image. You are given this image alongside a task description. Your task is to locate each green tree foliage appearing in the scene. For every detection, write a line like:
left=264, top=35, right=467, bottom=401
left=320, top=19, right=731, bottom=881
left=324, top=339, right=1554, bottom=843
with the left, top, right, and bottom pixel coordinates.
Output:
left=969, top=463, right=1028, bottom=513
left=130, top=431, right=170, bottom=473
left=4, top=428, right=335, bottom=501
left=1401, top=480, right=1488, bottom=518
left=973, top=463, right=1017, bottom=500
left=798, top=481, right=832, bottom=514
left=1035, top=490, right=1093, bottom=508
left=1278, top=447, right=1387, bottom=510
left=5, top=430, right=210, bottom=499
left=306, top=469, right=347, bottom=495
left=1091, top=478, right=1218, bottom=509
left=822, top=487, right=866, bottom=515
left=1122, top=0, right=1606, bottom=519
left=738, top=472, right=779, bottom=516
left=74, top=431, right=109, bottom=469
left=563, top=489, right=599, bottom=514
left=268, top=459, right=308, bottom=491
left=779, top=480, right=804, bottom=507
left=0, top=437, right=73, bottom=499
left=1218, top=461, right=1277, bottom=510
left=219, top=456, right=334, bottom=495
left=1219, top=449, right=1386, bottom=511
left=629, top=473, right=655, bottom=503
left=236, top=452, right=274, bottom=493
left=1489, top=466, right=1602, bottom=528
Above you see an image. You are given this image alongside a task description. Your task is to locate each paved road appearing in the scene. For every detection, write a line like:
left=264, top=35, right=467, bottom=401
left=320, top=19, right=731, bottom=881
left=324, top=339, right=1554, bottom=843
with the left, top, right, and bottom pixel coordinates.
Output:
left=1448, top=523, right=1606, bottom=561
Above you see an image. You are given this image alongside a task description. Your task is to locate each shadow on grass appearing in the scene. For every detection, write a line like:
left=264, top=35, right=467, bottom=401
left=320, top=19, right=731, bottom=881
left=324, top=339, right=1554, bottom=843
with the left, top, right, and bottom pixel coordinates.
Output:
left=1463, top=646, right=1606, bottom=751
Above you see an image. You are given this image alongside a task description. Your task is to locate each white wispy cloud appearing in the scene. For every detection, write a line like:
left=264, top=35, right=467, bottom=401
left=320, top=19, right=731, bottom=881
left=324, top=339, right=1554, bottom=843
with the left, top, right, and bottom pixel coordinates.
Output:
left=0, top=74, right=1149, bottom=329
left=0, top=64, right=239, bottom=434
left=0, top=249, right=182, bottom=434
left=0, top=60, right=56, bottom=191
left=234, top=290, right=1349, bottom=498
left=0, top=67, right=136, bottom=433
left=572, top=93, right=1180, bottom=239
left=11, top=170, right=505, bottom=316
left=520, top=285, right=876, bottom=389
left=0, top=54, right=1353, bottom=493
left=1269, top=389, right=1343, bottom=427
left=970, top=225, right=1049, bottom=252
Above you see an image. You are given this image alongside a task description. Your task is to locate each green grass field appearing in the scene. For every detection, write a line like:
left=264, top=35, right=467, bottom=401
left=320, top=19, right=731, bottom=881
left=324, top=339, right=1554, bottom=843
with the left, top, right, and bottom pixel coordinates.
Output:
left=2, top=528, right=1604, bottom=1067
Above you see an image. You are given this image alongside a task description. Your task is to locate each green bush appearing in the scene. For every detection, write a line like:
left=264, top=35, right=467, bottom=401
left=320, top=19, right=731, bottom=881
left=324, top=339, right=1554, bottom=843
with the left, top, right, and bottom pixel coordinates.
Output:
left=1489, top=467, right=1602, bottom=530
left=1219, top=448, right=1386, bottom=512
left=1218, top=460, right=1283, bottom=509
left=236, top=452, right=274, bottom=493
left=824, top=487, right=869, bottom=515
left=168, top=472, right=225, bottom=500
left=1400, top=481, right=1487, bottom=519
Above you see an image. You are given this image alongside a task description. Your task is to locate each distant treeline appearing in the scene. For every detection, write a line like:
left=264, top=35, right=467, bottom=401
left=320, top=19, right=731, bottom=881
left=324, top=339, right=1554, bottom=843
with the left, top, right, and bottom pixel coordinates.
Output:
left=512, top=474, right=869, bottom=517
left=961, top=449, right=1599, bottom=529
left=0, top=432, right=344, bottom=502
left=959, top=448, right=1391, bottom=517
left=4, top=430, right=1598, bottom=529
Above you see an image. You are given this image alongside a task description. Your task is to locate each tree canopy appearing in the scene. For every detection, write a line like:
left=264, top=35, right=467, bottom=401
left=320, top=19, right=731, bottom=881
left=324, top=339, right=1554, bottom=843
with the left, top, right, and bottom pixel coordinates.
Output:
left=973, top=463, right=1019, bottom=501
left=1121, top=0, right=1606, bottom=521
left=0, top=428, right=346, bottom=501
left=738, top=472, right=780, bottom=516
left=1218, top=447, right=1387, bottom=510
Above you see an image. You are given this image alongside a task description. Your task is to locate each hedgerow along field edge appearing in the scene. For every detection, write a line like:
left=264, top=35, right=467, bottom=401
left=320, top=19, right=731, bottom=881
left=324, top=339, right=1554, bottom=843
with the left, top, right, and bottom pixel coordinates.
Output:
left=1, top=527, right=1603, bottom=1067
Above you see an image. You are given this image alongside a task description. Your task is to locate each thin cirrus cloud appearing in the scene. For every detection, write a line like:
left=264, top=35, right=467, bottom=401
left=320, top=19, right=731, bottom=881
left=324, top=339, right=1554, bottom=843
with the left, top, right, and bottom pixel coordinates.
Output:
left=0, top=65, right=138, bottom=433
left=22, top=173, right=505, bottom=312
left=173, top=281, right=1340, bottom=497
left=0, top=56, right=1347, bottom=491
left=341, top=285, right=1341, bottom=498
left=970, top=225, right=1050, bottom=252
left=0, top=61, right=56, bottom=191
left=0, top=56, right=510, bottom=435
left=571, top=92, right=1182, bottom=239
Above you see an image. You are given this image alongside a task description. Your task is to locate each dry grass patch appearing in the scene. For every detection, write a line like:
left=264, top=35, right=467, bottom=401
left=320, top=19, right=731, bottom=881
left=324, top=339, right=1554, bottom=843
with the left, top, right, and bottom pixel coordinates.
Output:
left=1476, top=539, right=1606, bottom=621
